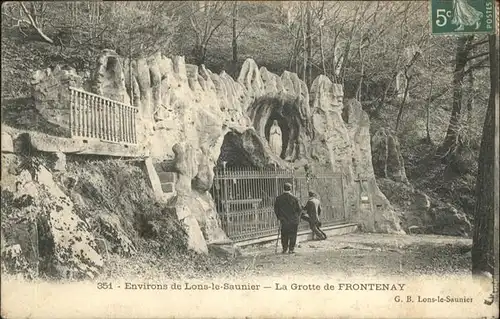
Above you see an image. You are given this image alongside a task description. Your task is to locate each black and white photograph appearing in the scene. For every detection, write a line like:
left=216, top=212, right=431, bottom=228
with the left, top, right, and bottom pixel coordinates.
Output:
left=1, top=1, right=498, bottom=318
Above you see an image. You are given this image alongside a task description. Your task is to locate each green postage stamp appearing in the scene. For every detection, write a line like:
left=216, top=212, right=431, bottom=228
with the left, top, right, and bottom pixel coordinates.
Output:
left=430, top=0, right=496, bottom=35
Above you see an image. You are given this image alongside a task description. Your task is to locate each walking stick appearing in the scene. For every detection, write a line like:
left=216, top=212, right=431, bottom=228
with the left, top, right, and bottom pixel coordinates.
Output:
left=275, top=222, right=281, bottom=254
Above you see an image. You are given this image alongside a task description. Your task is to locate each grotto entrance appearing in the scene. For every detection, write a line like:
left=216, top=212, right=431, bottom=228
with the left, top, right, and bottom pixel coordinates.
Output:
left=211, top=95, right=305, bottom=222
left=211, top=127, right=293, bottom=241
left=209, top=157, right=347, bottom=242
left=211, top=129, right=347, bottom=243
left=208, top=95, right=350, bottom=243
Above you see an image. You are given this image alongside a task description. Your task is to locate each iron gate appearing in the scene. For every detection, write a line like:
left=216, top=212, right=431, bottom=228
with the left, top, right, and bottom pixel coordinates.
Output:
left=210, top=166, right=347, bottom=242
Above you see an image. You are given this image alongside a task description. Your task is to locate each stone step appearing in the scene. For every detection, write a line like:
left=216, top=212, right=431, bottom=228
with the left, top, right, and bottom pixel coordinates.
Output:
left=157, top=172, right=176, bottom=183
left=161, top=182, right=175, bottom=193
left=154, top=159, right=176, bottom=173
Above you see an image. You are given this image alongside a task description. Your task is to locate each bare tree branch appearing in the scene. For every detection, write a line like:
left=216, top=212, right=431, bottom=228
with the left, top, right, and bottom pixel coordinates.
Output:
left=19, top=2, right=54, bottom=44
left=464, top=56, right=490, bottom=75
left=466, top=51, right=489, bottom=62
left=206, top=18, right=224, bottom=45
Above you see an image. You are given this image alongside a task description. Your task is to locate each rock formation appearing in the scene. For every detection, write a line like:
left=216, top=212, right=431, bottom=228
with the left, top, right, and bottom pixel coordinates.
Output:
left=378, top=178, right=472, bottom=236
left=31, top=66, right=84, bottom=134
left=30, top=50, right=406, bottom=252
left=371, top=128, right=408, bottom=183
left=1, top=156, right=103, bottom=279
left=371, top=129, right=471, bottom=236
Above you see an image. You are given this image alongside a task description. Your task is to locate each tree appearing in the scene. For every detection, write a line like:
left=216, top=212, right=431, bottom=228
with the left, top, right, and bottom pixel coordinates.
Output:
left=283, top=1, right=351, bottom=87
left=229, top=2, right=270, bottom=64
left=188, top=1, right=227, bottom=65
left=305, top=1, right=313, bottom=88
left=439, top=35, right=490, bottom=161
left=231, top=1, right=238, bottom=63
left=395, top=47, right=422, bottom=132
left=2, top=2, right=54, bottom=44
left=317, top=1, right=327, bottom=76
left=471, top=33, right=498, bottom=297
left=107, top=2, right=181, bottom=58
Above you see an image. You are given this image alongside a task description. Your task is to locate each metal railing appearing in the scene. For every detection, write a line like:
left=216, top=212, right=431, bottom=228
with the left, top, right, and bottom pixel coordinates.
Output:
left=210, top=166, right=346, bottom=242
left=69, top=87, right=138, bottom=144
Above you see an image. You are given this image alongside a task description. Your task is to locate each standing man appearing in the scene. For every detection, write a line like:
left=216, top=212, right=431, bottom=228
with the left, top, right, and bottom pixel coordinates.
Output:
left=274, top=182, right=302, bottom=254
left=301, top=191, right=327, bottom=240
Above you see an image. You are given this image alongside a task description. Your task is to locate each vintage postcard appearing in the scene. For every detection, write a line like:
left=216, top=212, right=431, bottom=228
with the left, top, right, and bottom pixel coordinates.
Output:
left=1, top=1, right=499, bottom=318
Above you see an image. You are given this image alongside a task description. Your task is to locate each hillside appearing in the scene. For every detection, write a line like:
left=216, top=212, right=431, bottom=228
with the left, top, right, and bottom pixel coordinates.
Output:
left=1, top=147, right=240, bottom=280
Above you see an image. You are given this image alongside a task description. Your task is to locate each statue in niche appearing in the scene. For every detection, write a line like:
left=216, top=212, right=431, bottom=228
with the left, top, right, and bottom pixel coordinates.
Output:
left=269, top=120, right=283, bottom=157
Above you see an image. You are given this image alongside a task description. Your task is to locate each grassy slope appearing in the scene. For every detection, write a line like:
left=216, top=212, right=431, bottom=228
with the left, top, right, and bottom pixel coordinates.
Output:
left=61, top=156, right=242, bottom=278
left=1, top=152, right=238, bottom=279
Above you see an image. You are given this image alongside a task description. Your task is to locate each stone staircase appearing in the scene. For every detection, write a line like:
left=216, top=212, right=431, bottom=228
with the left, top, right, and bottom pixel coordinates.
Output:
left=144, top=158, right=177, bottom=200
left=157, top=171, right=176, bottom=193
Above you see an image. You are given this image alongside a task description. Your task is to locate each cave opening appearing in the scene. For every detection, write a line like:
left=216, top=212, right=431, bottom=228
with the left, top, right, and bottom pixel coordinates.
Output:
left=103, top=56, right=122, bottom=95
left=211, top=95, right=308, bottom=216
left=216, top=131, right=258, bottom=169
left=105, top=57, right=118, bottom=76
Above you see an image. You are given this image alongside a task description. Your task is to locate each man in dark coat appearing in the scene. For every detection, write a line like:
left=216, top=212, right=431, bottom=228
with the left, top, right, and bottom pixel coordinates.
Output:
left=301, top=191, right=327, bottom=240
left=274, top=182, right=302, bottom=254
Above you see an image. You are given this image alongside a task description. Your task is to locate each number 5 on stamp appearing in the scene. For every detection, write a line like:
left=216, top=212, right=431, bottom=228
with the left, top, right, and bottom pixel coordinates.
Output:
left=430, top=0, right=496, bottom=35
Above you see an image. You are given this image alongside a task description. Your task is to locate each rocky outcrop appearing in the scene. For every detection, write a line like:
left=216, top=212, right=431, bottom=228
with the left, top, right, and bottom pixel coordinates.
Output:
left=31, top=66, right=83, bottom=134
left=29, top=50, right=406, bottom=250
left=378, top=178, right=472, bottom=236
left=342, top=99, right=403, bottom=233
left=1, top=156, right=103, bottom=279
left=371, top=128, right=408, bottom=183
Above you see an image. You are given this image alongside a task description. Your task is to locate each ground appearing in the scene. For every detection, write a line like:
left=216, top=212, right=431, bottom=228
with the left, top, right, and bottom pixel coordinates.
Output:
left=3, top=232, right=486, bottom=319
left=236, top=233, right=472, bottom=278
left=96, top=232, right=472, bottom=281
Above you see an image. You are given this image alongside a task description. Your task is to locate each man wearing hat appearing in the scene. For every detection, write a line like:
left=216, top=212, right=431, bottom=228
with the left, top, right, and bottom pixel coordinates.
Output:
left=274, top=182, right=302, bottom=254
left=301, top=191, right=327, bottom=240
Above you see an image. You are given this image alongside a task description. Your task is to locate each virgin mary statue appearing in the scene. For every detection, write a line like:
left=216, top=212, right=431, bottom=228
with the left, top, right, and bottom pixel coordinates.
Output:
left=451, top=0, right=484, bottom=31
left=269, top=120, right=283, bottom=157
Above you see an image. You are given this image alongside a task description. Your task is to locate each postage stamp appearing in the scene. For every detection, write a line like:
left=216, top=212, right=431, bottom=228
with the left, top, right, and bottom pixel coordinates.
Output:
left=430, top=0, right=497, bottom=35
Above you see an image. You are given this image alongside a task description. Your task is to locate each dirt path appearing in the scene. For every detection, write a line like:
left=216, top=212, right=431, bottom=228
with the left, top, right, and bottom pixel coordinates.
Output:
left=233, top=233, right=472, bottom=278
left=99, top=233, right=472, bottom=281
